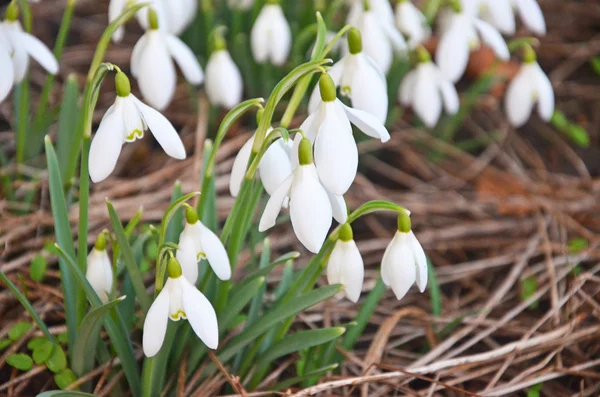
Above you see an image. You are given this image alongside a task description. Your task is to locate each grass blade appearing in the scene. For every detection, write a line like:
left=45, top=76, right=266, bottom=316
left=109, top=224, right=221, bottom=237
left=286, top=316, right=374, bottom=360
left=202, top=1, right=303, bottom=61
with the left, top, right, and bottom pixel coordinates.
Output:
left=56, top=75, right=80, bottom=181
left=342, top=278, right=386, bottom=350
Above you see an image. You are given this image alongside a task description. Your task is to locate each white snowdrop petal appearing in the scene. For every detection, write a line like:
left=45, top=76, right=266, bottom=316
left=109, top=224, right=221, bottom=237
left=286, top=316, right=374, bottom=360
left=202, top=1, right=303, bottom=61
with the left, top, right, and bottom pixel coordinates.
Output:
left=131, top=34, right=149, bottom=78
left=20, top=32, right=58, bottom=75
left=259, top=138, right=294, bottom=197
left=399, top=70, right=416, bottom=106
left=409, top=231, right=428, bottom=292
left=350, top=56, right=388, bottom=123
left=122, top=97, right=144, bottom=141
left=315, top=104, right=357, bottom=196
left=109, top=0, right=126, bottom=42
left=230, top=135, right=254, bottom=197
left=484, top=0, right=516, bottom=35
left=86, top=249, right=112, bottom=302
left=505, top=68, right=534, bottom=127
left=414, top=65, right=442, bottom=128
left=473, top=19, right=509, bottom=61
left=396, top=2, right=431, bottom=48
left=11, top=47, right=29, bottom=84
left=0, top=48, right=14, bottom=102
left=326, top=189, right=348, bottom=225
left=137, top=33, right=176, bottom=110
left=381, top=232, right=417, bottom=300
left=89, top=105, right=125, bottom=183
left=289, top=167, right=332, bottom=253
left=143, top=286, right=170, bottom=357
left=435, top=18, right=470, bottom=83
left=176, top=233, right=199, bottom=284
left=182, top=281, right=219, bottom=350
left=517, top=0, right=546, bottom=36
left=532, top=63, right=554, bottom=122
left=133, top=97, right=186, bottom=160
left=268, top=6, right=292, bottom=66
left=326, top=242, right=344, bottom=286
left=342, top=102, right=391, bottom=142
left=206, top=50, right=243, bottom=109
left=360, top=11, right=393, bottom=74
left=341, top=240, right=364, bottom=303
left=259, top=173, right=294, bottom=232
left=197, top=223, right=231, bottom=281
left=437, top=73, right=460, bottom=115
left=250, top=8, right=270, bottom=63
left=166, top=35, right=204, bottom=85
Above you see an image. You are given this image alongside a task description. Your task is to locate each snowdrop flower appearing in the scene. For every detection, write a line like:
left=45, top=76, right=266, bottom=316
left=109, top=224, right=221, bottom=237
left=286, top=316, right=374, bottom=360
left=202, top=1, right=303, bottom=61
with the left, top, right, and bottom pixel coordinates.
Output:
left=205, top=31, right=243, bottom=109
left=505, top=46, right=553, bottom=127
left=0, top=1, right=58, bottom=97
left=348, top=0, right=407, bottom=73
left=176, top=206, right=231, bottom=284
left=143, top=257, right=218, bottom=357
left=259, top=138, right=347, bottom=253
left=395, top=0, right=431, bottom=48
left=88, top=72, right=186, bottom=183
left=228, top=0, right=254, bottom=10
left=399, top=47, right=459, bottom=128
left=230, top=126, right=293, bottom=199
left=436, top=0, right=509, bottom=83
left=309, top=28, right=388, bottom=123
left=301, top=73, right=389, bottom=196
left=86, top=232, right=113, bottom=303
left=327, top=223, right=364, bottom=303
left=250, top=0, right=291, bottom=66
left=381, top=213, right=427, bottom=300
left=131, top=9, right=203, bottom=110
left=479, top=0, right=546, bottom=36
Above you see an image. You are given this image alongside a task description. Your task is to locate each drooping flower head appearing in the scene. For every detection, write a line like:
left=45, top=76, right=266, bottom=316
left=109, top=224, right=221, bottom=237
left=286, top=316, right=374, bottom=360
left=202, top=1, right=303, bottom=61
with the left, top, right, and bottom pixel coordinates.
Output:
left=478, top=0, right=546, bottom=36
left=395, top=0, right=431, bottom=49
left=86, top=231, right=113, bottom=303
left=250, top=0, right=291, bottom=66
left=205, top=27, right=243, bottom=109
left=327, top=223, right=364, bottom=303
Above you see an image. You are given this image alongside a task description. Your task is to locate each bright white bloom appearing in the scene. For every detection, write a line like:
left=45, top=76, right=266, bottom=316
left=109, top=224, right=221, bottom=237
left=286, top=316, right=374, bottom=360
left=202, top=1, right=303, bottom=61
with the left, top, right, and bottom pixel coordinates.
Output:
left=228, top=0, right=254, bottom=10
left=505, top=57, right=553, bottom=127
left=0, top=7, right=58, bottom=95
left=206, top=48, right=243, bottom=109
left=301, top=74, right=390, bottom=196
left=395, top=0, right=431, bottom=48
left=86, top=235, right=113, bottom=303
left=309, top=28, right=388, bottom=123
left=327, top=224, right=364, bottom=303
left=399, top=50, right=459, bottom=128
left=143, top=259, right=218, bottom=357
left=89, top=72, right=186, bottom=183
left=176, top=209, right=231, bottom=285
left=131, top=13, right=203, bottom=110
left=479, top=0, right=546, bottom=36
left=259, top=138, right=347, bottom=254
left=250, top=3, right=291, bottom=66
left=348, top=0, right=407, bottom=73
left=230, top=128, right=293, bottom=199
left=436, top=2, right=509, bottom=83
left=381, top=214, right=427, bottom=300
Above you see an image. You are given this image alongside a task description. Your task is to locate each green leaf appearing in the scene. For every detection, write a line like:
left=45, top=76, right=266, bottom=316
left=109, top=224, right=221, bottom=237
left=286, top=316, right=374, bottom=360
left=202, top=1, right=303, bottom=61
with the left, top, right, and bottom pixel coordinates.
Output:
left=568, top=238, right=588, bottom=253
left=274, top=363, right=338, bottom=391
left=30, top=255, right=47, bottom=282
left=32, top=339, right=54, bottom=365
left=220, top=277, right=265, bottom=330
left=54, top=369, right=78, bottom=390
left=72, top=296, right=126, bottom=377
left=9, top=321, right=33, bottom=341
left=37, top=392, right=96, bottom=397
left=165, top=181, right=184, bottom=243
left=45, top=137, right=79, bottom=348
left=28, top=337, right=48, bottom=350
left=590, top=56, right=600, bottom=76
left=527, top=383, right=543, bottom=397
left=343, top=278, right=386, bottom=350
left=46, top=345, right=67, bottom=373
left=57, top=332, right=69, bottom=345
left=520, top=276, right=539, bottom=310
left=428, top=258, right=442, bottom=317
left=0, top=339, right=12, bottom=351
left=106, top=201, right=151, bottom=313
left=56, top=75, right=81, bottom=181
left=7, top=353, right=33, bottom=371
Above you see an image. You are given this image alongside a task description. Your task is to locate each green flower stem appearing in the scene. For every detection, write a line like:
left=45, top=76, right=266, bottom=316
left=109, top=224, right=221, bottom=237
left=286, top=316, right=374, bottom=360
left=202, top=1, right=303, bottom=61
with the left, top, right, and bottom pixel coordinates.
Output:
left=75, top=135, right=91, bottom=326
left=14, top=80, right=30, bottom=164
left=244, top=127, right=289, bottom=178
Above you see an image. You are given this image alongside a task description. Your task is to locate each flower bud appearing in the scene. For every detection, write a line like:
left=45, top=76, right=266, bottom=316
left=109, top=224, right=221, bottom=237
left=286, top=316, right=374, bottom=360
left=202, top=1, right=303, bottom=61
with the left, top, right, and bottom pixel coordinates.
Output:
left=397, top=212, right=411, bottom=233
left=348, top=27, right=362, bottom=55
left=339, top=223, right=353, bottom=242
left=319, top=73, right=337, bottom=102
left=167, top=257, right=183, bottom=278
left=115, top=71, right=131, bottom=98
left=298, top=137, right=313, bottom=165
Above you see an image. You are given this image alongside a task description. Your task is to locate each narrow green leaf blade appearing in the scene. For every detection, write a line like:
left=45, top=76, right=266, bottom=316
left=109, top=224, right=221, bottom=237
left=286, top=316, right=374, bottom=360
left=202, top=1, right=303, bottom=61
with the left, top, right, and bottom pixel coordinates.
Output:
left=56, top=75, right=80, bottom=181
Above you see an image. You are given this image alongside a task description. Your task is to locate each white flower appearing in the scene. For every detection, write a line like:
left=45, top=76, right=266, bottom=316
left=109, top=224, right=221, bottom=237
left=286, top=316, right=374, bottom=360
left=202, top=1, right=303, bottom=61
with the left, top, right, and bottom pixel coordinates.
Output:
left=347, top=0, right=407, bottom=73
left=479, top=0, right=546, bottom=36
left=229, top=128, right=293, bottom=199
left=131, top=14, right=203, bottom=110
left=309, top=28, right=388, bottom=123
left=86, top=239, right=113, bottom=304
left=143, top=259, right=218, bottom=357
left=228, top=0, right=254, bottom=10
left=395, top=0, right=431, bottom=48
left=435, top=2, right=509, bottom=83
left=250, top=3, right=291, bottom=66
left=206, top=49, right=243, bottom=109
left=176, top=209, right=232, bottom=285
left=88, top=72, right=186, bottom=183
left=505, top=60, right=553, bottom=127
left=381, top=215, right=427, bottom=300
left=259, top=138, right=347, bottom=254
left=326, top=224, right=364, bottom=303
left=0, top=15, right=58, bottom=88
left=399, top=53, right=459, bottom=128
left=301, top=74, right=389, bottom=196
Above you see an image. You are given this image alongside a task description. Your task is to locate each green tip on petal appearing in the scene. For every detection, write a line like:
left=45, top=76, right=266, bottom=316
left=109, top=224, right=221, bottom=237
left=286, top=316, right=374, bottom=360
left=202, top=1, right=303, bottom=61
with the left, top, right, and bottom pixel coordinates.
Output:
left=94, top=232, right=107, bottom=251
left=298, top=138, right=313, bottom=165
left=362, top=0, right=371, bottom=11
left=339, top=223, right=353, bottom=242
left=6, top=1, right=19, bottom=21
left=185, top=205, right=199, bottom=224
left=167, top=257, right=183, bottom=279
left=397, top=212, right=411, bottom=233
left=319, top=73, right=337, bottom=102
left=115, top=71, right=131, bottom=97
left=416, top=46, right=431, bottom=63
left=148, top=8, right=159, bottom=30
left=523, top=45, right=537, bottom=63
left=348, top=27, right=362, bottom=55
